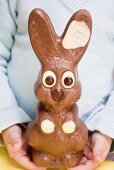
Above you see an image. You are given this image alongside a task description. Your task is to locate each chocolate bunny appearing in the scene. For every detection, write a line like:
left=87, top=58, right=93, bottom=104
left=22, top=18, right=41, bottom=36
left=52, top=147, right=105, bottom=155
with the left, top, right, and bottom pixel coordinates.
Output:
left=27, top=8, right=92, bottom=168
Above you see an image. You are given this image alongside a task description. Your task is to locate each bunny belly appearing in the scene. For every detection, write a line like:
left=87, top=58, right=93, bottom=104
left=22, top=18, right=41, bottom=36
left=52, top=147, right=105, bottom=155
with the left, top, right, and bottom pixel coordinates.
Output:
left=27, top=119, right=88, bottom=158
left=27, top=118, right=87, bottom=168
left=27, top=103, right=88, bottom=167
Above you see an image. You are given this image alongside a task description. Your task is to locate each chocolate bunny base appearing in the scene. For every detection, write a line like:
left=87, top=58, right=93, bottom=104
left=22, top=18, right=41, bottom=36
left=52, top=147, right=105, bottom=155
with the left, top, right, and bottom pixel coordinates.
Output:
left=27, top=103, right=88, bottom=168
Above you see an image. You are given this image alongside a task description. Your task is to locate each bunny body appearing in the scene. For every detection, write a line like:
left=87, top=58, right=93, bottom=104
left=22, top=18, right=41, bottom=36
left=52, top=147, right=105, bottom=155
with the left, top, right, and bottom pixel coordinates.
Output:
left=27, top=103, right=88, bottom=167
left=27, top=8, right=92, bottom=168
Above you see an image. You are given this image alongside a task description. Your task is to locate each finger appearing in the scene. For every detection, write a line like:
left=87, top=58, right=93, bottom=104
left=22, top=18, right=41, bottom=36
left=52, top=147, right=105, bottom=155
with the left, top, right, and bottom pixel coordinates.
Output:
left=83, top=145, right=92, bottom=158
left=92, top=133, right=111, bottom=163
left=92, top=142, right=103, bottom=162
left=8, top=134, right=22, bottom=152
left=11, top=149, right=45, bottom=170
left=3, top=125, right=23, bottom=152
left=83, top=159, right=99, bottom=170
left=79, top=156, right=87, bottom=164
left=6, top=139, right=45, bottom=170
left=68, top=159, right=98, bottom=170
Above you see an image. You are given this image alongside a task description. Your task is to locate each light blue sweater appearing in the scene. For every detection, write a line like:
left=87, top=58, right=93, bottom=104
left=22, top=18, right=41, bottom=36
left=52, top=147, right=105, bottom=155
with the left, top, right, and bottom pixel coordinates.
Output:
left=0, top=0, right=114, bottom=138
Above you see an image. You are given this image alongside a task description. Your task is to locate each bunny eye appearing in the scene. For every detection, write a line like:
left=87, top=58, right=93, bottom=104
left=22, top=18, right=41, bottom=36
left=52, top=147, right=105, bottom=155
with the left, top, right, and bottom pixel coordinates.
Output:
left=43, top=71, right=56, bottom=88
left=62, top=71, right=75, bottom=88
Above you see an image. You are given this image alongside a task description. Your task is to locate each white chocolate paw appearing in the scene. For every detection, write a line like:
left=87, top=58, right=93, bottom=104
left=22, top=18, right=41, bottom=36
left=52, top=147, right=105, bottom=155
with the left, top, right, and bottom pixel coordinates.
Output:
left=41, top=119, right=55, bottom=134
left=62, top=120, right=76, bottom=134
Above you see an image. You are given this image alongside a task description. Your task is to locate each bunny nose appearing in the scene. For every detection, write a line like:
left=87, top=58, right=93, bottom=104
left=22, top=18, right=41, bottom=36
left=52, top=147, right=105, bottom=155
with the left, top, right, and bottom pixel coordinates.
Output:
left=51, top=89, right=64, bottom=101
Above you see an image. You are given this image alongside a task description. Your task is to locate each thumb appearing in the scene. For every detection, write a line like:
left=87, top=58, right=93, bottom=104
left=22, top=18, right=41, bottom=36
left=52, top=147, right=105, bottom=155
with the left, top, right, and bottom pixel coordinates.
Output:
left=10, top=125, right=23, bottom=152
left=3, top=125, right=23, bottom=152
left=92, top=133, right=104, bottom=163
left=13, top=139, right=22, bottom=152
left=93, top=149, right=102, bottom=163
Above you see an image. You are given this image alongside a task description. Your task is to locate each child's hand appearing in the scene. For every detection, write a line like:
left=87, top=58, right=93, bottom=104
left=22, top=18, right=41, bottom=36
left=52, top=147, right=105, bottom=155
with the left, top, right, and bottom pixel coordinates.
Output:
left=68, top=131, right=112, bottom=170
left=2, top=124, right=46, bottom=170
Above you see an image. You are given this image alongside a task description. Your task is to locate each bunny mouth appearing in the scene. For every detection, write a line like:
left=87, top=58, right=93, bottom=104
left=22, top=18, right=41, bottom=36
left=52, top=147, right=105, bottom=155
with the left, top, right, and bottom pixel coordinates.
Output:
left=51, top=89, right=64, bottom=102
left=53, top=97, right=65, bottom=107
left=52, top=96, right=64, bottom=102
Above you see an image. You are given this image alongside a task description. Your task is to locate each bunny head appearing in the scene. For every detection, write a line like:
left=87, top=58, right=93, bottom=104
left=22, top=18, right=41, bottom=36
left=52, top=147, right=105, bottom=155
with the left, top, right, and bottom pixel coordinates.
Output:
left=28, top=9, right=92, bottom=112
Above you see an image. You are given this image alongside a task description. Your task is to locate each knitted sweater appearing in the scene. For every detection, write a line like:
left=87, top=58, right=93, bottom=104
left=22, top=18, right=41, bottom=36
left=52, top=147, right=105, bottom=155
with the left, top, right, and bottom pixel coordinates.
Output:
left=0, top=0, right=114, bottom=138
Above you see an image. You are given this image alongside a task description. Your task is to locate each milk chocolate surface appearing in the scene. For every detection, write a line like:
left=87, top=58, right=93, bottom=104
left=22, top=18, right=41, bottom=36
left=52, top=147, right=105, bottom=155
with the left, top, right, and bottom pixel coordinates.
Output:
left=27, top=8, right=92, bottom=168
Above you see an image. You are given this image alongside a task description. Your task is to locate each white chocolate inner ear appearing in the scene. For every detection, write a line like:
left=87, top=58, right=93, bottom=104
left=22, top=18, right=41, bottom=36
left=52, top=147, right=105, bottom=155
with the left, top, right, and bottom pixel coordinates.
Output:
left=62, top=21, right=90, bottom=49
left=41, top=120, right=55, bottom=134
left=62, top=120, right=76, bottom=134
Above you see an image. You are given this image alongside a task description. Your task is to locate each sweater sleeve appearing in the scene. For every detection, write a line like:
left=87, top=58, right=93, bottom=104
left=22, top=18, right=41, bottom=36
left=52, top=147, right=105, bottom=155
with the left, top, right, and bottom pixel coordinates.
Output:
left=85, top=2, right=114, bottom=139
left=86, top=88, right=114, bottom=139
left=0, top=0, right=31, bottom=133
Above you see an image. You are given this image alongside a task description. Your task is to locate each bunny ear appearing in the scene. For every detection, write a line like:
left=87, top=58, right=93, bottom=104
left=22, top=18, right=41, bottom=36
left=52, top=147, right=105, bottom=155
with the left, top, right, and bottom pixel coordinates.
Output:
left=62, top=9, right=92, bottom=63
left=28, top=8, right=57, bottom=63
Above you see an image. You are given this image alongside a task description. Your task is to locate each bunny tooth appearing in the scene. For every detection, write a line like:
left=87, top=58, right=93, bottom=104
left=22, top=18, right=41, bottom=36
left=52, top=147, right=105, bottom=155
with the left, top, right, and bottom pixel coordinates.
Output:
left=62, top=120, right=76, bottom=134
left=41, top=119, right=55, bottom=134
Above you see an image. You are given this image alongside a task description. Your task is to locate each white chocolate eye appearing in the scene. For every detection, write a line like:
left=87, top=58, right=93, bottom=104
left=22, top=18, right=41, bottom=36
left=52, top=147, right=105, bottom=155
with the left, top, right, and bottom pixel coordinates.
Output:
left=43, top=71, right=56, bottom=88
left=62, top=120, right=76, bottom=134
left=62, top=71, right=75, bottom=88
left=41, top=119, right=55, bottom=134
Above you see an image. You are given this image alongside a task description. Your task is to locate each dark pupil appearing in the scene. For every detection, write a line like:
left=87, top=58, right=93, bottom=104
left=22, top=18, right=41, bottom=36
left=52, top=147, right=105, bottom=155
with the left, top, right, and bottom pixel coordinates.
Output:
left=64, top=77, right=73, bottom=86
left=45, top=76, right=54, bottom=85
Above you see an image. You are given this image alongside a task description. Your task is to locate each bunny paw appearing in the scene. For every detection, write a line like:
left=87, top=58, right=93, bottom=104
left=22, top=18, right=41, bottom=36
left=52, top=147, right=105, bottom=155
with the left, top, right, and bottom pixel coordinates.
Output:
left=62, top=120, right=76, bottom=134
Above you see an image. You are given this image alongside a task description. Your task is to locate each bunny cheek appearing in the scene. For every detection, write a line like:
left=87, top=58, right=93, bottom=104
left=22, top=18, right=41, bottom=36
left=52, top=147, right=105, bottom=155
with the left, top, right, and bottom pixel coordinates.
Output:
left=55, top=83, right=81, bottom=111
left=49, top=83, right=81, bottom=112
left=35, top=83, right=59, bottom=107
